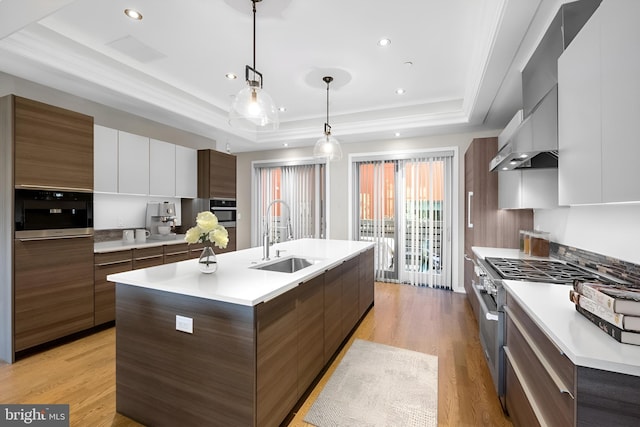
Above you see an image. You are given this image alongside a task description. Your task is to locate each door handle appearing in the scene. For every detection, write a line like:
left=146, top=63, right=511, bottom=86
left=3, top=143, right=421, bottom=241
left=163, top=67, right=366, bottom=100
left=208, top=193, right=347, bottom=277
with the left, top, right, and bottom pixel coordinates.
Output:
left=467, top=191, right=473, bottom=228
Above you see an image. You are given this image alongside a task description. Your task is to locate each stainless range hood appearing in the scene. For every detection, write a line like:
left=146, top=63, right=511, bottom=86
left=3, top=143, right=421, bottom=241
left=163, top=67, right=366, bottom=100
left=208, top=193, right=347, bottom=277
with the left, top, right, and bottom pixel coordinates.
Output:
left=490, top=0, right=601, bottom=172
left=490, top=85, right=558, bottom=171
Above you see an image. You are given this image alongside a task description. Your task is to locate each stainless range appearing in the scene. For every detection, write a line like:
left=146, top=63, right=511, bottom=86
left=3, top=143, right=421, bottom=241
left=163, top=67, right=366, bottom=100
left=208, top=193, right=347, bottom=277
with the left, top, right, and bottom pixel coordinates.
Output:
left=471, top=256, right=615, bottom=411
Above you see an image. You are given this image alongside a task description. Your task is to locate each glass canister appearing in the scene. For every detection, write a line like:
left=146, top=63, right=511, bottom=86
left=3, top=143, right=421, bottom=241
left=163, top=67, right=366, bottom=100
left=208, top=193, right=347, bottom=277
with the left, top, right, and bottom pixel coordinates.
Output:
left=519, top=230, right=528, bottom=253
left=530, top=231, right=550, bottom=257
left=521, top=230, right=532, bottom=255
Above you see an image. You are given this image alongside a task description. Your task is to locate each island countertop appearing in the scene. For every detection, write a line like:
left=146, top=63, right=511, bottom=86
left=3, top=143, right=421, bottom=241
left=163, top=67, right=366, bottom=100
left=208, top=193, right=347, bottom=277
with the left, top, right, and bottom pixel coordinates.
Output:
left=107, top=238, right=374, bottom=306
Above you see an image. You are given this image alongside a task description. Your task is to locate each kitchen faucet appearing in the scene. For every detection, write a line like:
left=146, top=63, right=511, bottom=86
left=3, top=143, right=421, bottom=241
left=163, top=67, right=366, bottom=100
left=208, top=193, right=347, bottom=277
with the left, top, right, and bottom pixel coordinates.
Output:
left=263, top=199, right=294, bottom=260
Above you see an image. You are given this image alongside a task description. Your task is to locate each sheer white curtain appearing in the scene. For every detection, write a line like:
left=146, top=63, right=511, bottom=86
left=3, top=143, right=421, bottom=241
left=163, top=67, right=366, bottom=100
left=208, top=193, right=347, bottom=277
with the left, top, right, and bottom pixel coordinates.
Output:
left=353, top=151, right=453, bottom=289
left=253, top=162, right=326, bottom=246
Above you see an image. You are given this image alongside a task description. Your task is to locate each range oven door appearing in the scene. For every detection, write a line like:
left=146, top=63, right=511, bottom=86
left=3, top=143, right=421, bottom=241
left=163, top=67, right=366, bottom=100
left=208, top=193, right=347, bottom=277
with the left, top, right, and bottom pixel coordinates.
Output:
left=473, top=283, right=505, bottom=400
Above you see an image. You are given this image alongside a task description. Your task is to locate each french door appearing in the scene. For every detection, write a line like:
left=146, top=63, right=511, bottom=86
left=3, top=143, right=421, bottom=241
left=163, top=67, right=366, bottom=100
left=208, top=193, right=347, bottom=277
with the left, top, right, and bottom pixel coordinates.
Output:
left=352, top=151, right=453, bottom=289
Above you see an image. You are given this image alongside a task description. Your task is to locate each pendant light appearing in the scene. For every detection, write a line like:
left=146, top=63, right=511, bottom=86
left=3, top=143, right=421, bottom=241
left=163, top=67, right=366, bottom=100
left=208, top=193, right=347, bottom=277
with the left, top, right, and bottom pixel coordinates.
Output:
left=229, top=0, right=279, bottom=132
left=313, top=76, right=343, bottom=161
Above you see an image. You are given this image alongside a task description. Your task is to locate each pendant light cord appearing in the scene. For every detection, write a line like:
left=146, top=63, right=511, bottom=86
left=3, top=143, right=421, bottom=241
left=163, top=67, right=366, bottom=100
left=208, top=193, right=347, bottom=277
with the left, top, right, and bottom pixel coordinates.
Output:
left=252, top=0, right=257, bottom=72
left=323, top=76, right=333, bottom=135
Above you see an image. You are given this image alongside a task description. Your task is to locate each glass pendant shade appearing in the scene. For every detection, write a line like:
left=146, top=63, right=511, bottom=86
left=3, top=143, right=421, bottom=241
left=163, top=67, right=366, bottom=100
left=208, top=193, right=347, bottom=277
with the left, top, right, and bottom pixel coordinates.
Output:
left=313, top=134, right=343, bottom=161
left=229, top=80, right=279, bottom=132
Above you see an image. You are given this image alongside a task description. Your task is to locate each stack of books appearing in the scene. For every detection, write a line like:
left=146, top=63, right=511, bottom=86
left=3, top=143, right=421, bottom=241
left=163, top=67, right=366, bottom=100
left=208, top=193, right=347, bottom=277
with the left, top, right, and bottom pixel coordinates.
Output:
left=569, top=280, right=640, bottom=345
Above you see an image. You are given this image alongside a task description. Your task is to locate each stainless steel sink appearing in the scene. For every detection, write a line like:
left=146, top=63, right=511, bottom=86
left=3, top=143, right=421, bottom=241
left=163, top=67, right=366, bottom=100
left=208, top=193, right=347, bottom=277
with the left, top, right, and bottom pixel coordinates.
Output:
left=252, top=257, right=318, bottom=273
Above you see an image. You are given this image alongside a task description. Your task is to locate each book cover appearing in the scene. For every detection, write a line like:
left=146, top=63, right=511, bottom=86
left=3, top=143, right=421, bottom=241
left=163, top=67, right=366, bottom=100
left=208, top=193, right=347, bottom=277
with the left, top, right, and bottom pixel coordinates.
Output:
left=575, top=305, right=640, bottom=346
left=573, top=280, right=640, bottom=316
left=569, top=290, right=640, bottom=331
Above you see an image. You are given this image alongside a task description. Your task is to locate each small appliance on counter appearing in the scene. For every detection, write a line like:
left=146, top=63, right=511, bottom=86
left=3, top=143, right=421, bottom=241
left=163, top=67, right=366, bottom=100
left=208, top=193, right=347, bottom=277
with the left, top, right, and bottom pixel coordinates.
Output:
left=146, top=202, right=177, bottom=240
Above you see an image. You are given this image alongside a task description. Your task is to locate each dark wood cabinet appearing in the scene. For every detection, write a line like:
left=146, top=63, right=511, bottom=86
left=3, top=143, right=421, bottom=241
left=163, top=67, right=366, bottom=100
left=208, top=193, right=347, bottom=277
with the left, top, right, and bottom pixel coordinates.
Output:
left=324, top=262, right=343, bottom=364
left=341, top=256, right=360, bottom=340
left=163, top=243, right=190, bottom=263
left=297, top=274, right=325, bottom=398
left=94, top=250, right=132, bottom=325
left=197, top=149, right=236, bottom=199
left=132, top=246, right=164, bottom=269
left=14, top=236, right=94, bottom=351
left=256, top=287, right=298, bottom=427
left=464, top=137, right=533, bottom=316
left=358, top=248, right=375, bottom=319
left=14, top=96, right=93, bottom=191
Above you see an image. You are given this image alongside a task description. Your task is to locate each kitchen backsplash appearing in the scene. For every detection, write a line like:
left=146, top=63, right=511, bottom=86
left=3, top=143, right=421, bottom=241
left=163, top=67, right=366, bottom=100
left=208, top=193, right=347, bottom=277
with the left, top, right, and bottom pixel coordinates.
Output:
left=551, top=242, right=640, bottom=286
left=93, top=193, right=182, bottom=231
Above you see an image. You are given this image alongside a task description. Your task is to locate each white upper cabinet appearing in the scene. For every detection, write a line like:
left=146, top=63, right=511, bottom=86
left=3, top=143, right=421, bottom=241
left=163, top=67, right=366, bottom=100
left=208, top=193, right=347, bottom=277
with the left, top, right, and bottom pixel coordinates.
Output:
left=558, top=0, right=640, bottom=205
left=600, top=0, right=640, bottom=203
left=499, top=170, right=558, bottom=210
left=118, top=131, right=150, bottom=195
left=94, top=125, right=118, bottom=193
left=175, top=145, right=197, bottom=198
left=94, top=126, right=198, bottom=198
left=149, top=138, right=176, bottom=197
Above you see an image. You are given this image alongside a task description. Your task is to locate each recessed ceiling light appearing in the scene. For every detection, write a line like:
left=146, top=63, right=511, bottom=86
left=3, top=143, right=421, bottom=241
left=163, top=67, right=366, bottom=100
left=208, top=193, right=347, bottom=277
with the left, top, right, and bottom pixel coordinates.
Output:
left=519, top=153, right=529, bottom=159
left=124, top=8, right=143, bottom=20
left=225, top=73, right=237, bottom=80
left=395, top=132, right=401, bottom=137
left=502, top=167, right=509, bottom=171
left=378, top=38, right=391, bottom=47
left=509, top=160, right=519, bottom=165
left=404, top=61, right=413, bottom=67
left=283, top=143, right=289, bottom=147
left=278, top=107, right=286, bottom=112
left=395, top=88, right=406, bottom=95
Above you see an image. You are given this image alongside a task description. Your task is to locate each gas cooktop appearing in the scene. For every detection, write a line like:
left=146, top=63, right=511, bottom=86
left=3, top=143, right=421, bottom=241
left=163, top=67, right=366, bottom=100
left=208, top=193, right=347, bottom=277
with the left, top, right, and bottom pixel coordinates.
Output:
left=484, top=257, right=603, bottom=285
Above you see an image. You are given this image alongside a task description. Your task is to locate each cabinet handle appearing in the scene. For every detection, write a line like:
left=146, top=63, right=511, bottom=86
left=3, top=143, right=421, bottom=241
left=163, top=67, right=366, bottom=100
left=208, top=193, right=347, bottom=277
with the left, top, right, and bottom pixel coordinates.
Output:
left=18, top=234, right=92, bottom=242
left=485, top=312, right=499, bottom=322
left=504, top=306, right=574, bottom=399
left=504, top=347, right=552, bottom=427
left=15, top=184, right=93, bottom=193
left=467, top=191, right=474, bottom=228
left=96, top=259, right=132, bottom=267
left=134, top=255, right=163, bottom=261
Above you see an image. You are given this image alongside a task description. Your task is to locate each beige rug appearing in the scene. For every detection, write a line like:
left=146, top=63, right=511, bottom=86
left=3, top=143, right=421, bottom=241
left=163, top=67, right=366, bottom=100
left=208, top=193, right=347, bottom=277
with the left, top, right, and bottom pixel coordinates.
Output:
left=304, top=339, right=438, bottom=427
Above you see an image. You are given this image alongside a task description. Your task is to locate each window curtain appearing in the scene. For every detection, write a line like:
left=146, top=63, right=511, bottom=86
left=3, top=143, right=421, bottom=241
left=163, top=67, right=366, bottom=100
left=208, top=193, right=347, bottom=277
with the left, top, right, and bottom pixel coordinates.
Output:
left=253, top=162, right=325, bottom=246
left=353, top=152, right=453, bottom=289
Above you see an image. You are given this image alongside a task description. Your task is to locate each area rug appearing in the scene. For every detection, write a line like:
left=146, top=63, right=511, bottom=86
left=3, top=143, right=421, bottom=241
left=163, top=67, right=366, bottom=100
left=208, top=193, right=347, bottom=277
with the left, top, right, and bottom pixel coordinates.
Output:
left=304, top=339, right=438, bottom=427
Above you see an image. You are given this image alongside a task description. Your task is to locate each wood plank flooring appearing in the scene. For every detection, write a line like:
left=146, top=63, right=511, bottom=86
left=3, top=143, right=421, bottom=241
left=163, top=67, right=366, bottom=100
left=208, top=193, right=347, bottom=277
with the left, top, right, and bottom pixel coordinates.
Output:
left=0, top=282, right=511, bottom=427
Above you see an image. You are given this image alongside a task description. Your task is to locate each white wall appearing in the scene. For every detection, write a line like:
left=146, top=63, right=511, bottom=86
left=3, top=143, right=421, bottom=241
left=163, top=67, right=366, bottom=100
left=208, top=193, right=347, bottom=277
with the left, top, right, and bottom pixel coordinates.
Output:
left=535, top=204, right=640, bottom=264
left=236, top=129, right=501, bottom=292
left=94, top=194, right=182, bottom=230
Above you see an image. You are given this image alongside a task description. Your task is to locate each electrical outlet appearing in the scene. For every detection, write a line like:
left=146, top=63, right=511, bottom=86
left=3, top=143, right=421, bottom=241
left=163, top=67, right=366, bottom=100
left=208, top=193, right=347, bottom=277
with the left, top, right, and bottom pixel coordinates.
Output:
left=175, top=315, right=193, bottom=334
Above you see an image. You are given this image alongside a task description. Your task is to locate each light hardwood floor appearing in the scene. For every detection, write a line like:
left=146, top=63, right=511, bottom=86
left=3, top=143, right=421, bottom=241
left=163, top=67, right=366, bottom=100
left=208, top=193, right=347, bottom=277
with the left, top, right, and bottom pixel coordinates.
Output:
left=0, top=282, right=512, bottom=427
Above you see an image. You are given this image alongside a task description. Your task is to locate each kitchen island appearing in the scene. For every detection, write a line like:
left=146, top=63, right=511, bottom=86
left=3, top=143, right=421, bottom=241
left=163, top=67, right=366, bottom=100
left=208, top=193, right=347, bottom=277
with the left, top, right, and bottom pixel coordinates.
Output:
left=108, top=238, right=375, bottom=427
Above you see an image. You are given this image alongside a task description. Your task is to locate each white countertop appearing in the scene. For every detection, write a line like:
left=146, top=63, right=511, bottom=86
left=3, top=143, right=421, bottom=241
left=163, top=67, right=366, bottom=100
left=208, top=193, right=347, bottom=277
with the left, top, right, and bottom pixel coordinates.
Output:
left=107, top=238, right=374, bottom=307
left=95, top=234, right=187, bottom=253
left=504, top=280, right=640, bottom=376
left=472, top=246, right=550, bottom=261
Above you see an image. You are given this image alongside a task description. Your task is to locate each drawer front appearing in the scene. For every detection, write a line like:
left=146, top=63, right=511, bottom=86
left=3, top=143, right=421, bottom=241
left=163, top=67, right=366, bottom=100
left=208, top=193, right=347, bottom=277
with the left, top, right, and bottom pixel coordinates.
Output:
left=505, top=351, right=542, bottom=427
left=164, top=243, right=190, bottom=256
left=133, top=246, right=164, bottom=269
left=164, top=252, right=190, bottom=264
left=506, top=293, right=574, bottom=391
left=95, top=259, right=132, bottom=324
left=506, top=315, right=574, bottom=427
left=95, top=249, right=132, bottom=265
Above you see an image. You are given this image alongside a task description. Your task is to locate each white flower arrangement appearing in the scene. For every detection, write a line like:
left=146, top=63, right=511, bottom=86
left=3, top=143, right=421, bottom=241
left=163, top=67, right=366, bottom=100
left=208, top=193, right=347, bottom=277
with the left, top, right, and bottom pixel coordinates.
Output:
left=184, top=211, right=229, bottom=249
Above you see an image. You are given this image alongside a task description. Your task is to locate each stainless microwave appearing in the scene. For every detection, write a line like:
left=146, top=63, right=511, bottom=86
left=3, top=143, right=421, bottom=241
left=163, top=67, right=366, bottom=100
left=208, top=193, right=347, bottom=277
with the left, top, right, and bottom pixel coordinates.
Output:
left=210, top=198, right=236, bottom=227
left=14, top=189, right=93, bottom=239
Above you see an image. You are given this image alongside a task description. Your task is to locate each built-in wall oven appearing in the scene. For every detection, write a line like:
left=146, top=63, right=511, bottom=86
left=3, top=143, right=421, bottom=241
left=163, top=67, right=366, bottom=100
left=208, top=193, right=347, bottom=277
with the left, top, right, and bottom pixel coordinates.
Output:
left=210, top=198, right=236, bottom=227
left=14, top=189, right=93, bottom=238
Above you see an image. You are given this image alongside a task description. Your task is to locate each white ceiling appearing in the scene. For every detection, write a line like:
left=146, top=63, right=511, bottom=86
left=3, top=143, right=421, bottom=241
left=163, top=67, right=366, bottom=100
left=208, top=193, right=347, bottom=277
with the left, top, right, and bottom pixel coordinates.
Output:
left=0, top=0, right=567, bottom=152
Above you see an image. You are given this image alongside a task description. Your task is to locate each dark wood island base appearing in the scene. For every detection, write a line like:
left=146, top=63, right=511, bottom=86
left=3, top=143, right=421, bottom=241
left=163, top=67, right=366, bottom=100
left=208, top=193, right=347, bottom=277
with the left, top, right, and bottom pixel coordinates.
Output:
left=115, top=247, right=374, bottom=427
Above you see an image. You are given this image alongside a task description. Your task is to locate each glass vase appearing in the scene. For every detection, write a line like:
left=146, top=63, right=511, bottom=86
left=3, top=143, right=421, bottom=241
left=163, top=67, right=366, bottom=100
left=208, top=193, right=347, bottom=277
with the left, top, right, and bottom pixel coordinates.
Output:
left=198, top=244, right=218, bottom=274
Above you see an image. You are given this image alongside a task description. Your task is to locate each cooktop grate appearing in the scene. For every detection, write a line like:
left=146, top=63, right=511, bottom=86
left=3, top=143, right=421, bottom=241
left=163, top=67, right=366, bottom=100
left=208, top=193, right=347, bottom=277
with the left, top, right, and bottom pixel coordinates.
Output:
left=484, top=257, right=602, bottom=284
